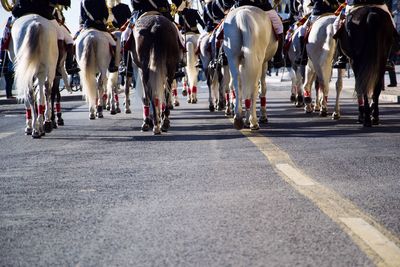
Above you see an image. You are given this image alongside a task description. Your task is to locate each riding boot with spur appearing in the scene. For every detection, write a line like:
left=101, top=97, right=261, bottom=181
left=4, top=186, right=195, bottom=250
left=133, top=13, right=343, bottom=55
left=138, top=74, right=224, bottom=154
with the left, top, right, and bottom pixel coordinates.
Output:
left=65, top=44, right=80, bottom=75
left=295, top=36, right=308, bottom=66
left=273, top=33, right=284, bottom=69
left=333, top=44, right=348, bottom=69
left=56, top=40, right=64, bottom=77
left=108, top=45, right=119, bottom=73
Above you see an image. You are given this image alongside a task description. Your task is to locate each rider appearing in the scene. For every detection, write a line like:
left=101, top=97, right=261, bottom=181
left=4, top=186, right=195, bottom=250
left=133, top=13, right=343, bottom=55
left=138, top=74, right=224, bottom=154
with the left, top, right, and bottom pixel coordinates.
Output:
left=295, top=0, right=342, bottom=65
left=80, top=0, right=118, bottom=72
left=332, top=0, right=396, bottom=68
left=130, top=0, right=182, bottom=23
left=11, top=0, right=80, bottom=75
left=177, top=1, right=205, bottom=34
left=109, top=0, right=132, bottom=29
left=233, top=0, right=285, bottom=68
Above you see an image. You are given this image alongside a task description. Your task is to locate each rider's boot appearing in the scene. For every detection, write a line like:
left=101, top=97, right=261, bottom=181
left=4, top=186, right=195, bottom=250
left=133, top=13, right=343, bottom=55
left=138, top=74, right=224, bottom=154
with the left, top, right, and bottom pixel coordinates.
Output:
left=295, top=36, right=308, bottom=66
left=65, top=44, right=80, bottom=75
left=108, top=45, right=119, bottom=73
left=333, top=54, right=348, bottom=69
left=273, top=33, right=284, bottom=69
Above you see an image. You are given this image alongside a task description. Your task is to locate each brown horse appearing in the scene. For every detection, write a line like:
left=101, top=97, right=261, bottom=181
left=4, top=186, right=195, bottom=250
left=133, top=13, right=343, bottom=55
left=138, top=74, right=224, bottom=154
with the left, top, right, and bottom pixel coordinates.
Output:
left=130, top=14, right=182, bottom=134
left=337, top=6, right=394, bottom=126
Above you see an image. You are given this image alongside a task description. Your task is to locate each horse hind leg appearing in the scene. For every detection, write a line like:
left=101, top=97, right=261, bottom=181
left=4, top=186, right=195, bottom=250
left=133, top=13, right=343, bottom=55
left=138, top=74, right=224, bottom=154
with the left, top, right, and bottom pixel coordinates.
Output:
left=332, top=69, right=344, bottom=120
left=371, top=77, right=384, bottom=125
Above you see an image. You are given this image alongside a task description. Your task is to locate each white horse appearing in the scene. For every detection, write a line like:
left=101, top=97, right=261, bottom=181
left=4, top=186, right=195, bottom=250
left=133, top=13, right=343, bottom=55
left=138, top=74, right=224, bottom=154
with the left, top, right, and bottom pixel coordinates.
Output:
left=11, top=14, right=59, bottom=138
left=198, top=32, right=231, bottom=113
left=76, top=29, right=120, bottom=119
left=184, top=33, right=200, bottom=104
left=303, top=15, right=344, bottom=119
left=224, top=6, right=278, bottom=130
left=106, top=31, right=122, bottom=115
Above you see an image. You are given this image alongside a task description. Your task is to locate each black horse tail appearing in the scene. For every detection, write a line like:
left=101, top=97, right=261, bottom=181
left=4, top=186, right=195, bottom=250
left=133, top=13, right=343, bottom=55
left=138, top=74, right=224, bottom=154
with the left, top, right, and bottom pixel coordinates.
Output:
left=355, top=9, right=392, bottom=98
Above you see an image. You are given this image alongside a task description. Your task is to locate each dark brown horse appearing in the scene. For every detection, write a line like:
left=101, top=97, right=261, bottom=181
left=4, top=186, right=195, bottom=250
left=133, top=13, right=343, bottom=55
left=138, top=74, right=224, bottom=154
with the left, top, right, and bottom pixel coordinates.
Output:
left=131, top=14, right=182, bottom=134
left=337, top=7, right=394, bottom=126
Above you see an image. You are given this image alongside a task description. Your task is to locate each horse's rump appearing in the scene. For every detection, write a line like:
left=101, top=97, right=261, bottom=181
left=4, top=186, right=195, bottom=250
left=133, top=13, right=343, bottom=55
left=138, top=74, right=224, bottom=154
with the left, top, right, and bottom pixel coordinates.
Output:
left=344, top=6, right=393, bottom=96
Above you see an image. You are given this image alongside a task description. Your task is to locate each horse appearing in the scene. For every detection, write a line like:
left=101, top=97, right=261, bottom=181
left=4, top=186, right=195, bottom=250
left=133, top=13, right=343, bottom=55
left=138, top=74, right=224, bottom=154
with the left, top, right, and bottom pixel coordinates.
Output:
left=183, top=32, right=200, bottom=104
left=106, top=31, right=122, bottom=115
left=11, top=14, right=59, bottom=138
left=131, top=13, right=182, bottom=134
left=76, top=29, right=120, bottom=120
left=198, top=32, right=231, bottom=114
left=302, top=15, right=345, bottom=119
left=337, top=6, right=394, bottom=126
left=223, top=6, right=278, bottom=130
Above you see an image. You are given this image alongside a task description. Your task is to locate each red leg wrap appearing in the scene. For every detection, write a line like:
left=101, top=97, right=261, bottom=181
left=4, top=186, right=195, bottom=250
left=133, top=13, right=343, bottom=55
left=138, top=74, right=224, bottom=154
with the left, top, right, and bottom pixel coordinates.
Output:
left=103, top=94, right=108, bottom=101
left=245, top=99, right=251, bottom=109
left=56, top=103, right=61, bottom=113
left=172, top=88, right=178, bottom=96
left=38, top=105, right=45, bottom=115
left=143, top=106, right=150, bottom=117
left=192, top=86, right=197, bottom=94
left=225, top=93, right=230, bottom=103
left=358, top=97, right=364, bottom=106
left=260, top=96, right=266, bottom=107
left=183, top=82, right=187, bottom=90
left=154, top=98, right=160, bottom=108
left=188, top=88, right=192, bottom=95
left=162, top=103, right=166, bottom=111
left=115, top=94, right=119, bottom=102
left=26, top=109, right=32, bottom=120
left=304, top=90, right=311, bottom=97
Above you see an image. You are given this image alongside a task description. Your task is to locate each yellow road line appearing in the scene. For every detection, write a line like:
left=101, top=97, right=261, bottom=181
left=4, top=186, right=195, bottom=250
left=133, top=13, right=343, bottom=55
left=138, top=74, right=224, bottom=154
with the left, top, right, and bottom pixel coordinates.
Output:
left=0, top=132, right=14, bottom=139
left=238, top=128, right=400, bottom=267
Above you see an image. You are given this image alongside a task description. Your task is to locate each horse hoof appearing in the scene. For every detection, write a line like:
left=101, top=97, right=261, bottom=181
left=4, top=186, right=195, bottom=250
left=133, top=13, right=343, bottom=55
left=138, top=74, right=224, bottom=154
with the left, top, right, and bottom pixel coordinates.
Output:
left=233, top=117, right=244, bottom=130
left=209, top=104, right=215, bottom=112
left=225, top=109, right=231, bottom=116
left=52, top=120, right=58, bottom=129
left=32, top=130, right=41, bottom=139
left=304, top=105, right=313, bottom=114
left=187, top=98, right=192, bottom=103
left=259, top=116, right=268, bottom=124
left=89, top=114, right=96, bottom=120
left=250, top=124, right=260, bottom=131
left=372, top=117, right=379, bottom=125
left=290, top=94, right=296, bottom=103
left=110, top=109, right=117, bottom=115
left=106, top=105, right=111, bottom=111
left=192, top=98, right=198, bottom=104
left=141, top=123, right=150, bottom=132
left=174, top=101, right=180, bottom=107
left=182, top=89, right=187, bottom=97
left=25, top=127, right=32, bottom=135
left=116, top=107, right=121, bottom=113
left=44, top=121, right=52, bottom=133
left=304, top=96, right=312, bottom=105
left=57, top=118, right=64, bottom=126
left=97, top=113, right=104, bottom=118
left=364, top=120, right=372, bottom=127
left=332, top=112, right=341, bottom=120
left=125, top=108, right=131, bottom=114
left=153, top=127, right=161, bottom=135
left=319, top=110, right=328, bottom=117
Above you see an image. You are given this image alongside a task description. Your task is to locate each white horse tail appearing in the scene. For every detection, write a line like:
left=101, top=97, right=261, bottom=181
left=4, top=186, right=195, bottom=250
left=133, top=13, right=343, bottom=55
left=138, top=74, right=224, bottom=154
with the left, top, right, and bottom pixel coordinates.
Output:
left=148, top=46, right=167, bottom=103
left=186, top=40, right=197, bottom=88
left=14, top=22, right=42, bottom=98
left=80, top=36, right=98, bottom=104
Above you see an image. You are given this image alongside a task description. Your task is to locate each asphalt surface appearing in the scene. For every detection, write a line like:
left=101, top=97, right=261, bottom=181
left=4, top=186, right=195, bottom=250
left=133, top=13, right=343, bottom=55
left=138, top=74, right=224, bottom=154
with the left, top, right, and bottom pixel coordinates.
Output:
left=0, top=75, right=399, bottom=266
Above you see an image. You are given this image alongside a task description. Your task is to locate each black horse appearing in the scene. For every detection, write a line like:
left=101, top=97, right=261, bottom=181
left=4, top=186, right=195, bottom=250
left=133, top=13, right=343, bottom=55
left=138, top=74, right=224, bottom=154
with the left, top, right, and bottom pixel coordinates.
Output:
left=130, top=14, right=182, bottom=134
left=337, top=7, right=395, bottom=126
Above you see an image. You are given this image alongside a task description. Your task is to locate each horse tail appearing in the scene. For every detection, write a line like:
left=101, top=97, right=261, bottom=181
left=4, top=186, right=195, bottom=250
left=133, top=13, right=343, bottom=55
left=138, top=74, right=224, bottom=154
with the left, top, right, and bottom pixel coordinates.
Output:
left=148, top=44, right=167, bottom=104
left=355, top=10, right=387, bottom=97
left=186, top=40, right=197, bottom=88
left=80, top=36, right=97, bottom=104
left=14, top=22, right=42, bottom=98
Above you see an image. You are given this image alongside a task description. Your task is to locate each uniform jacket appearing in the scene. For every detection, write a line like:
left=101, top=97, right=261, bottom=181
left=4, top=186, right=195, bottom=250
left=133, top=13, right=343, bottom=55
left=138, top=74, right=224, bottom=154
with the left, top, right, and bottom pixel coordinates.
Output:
left=80, top=0, right=109, bottom=31
left=178, top=8, right=205, bottom=33
left=112, top=3, right=132, bottom=28
left=12, top=0, right=56, bottom=20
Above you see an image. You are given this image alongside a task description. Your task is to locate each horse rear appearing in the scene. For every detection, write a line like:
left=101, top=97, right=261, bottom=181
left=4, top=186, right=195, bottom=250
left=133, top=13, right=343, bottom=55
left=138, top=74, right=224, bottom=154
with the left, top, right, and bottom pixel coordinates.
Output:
left=132, top=15, right=182, bottom=134
left=12, top=14, right=58, bottom=138
left=224, top=6, right=278, bottom=130
left=340, top=7, right=394, bottom=126
left=76, top=29, right=113, bottom=119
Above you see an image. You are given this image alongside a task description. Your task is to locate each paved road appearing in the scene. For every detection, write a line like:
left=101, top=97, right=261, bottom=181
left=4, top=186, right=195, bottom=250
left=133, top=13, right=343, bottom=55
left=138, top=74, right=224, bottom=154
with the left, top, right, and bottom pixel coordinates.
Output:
left=0, top=77, right=399, bottom=266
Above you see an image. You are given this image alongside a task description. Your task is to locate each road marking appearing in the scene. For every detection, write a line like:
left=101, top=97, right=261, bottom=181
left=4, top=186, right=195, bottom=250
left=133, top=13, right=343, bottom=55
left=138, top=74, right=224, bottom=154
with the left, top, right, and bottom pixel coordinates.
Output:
left=0, top=132, right=14, bottom=139
left=4, top=114, right=20, bottom=117
left=79, top=189, right=96, bottom=193
left=340, top=217, right=400, bottom=267
left=236, top=128, right=400, bottom=266
left=276, top=163, right=315, bottom=186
